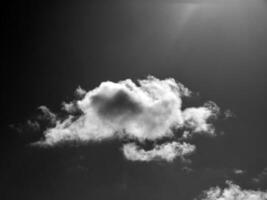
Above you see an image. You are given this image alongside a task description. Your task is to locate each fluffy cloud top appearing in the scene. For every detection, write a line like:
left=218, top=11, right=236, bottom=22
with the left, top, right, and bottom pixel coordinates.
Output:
left=197, top=181, right=267, bottom=200
left=31, top=76, right=221, bottom=162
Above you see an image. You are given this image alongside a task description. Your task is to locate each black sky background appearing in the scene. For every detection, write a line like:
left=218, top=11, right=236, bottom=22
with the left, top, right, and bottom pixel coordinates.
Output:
left=2, top=0, right=267, bottom=199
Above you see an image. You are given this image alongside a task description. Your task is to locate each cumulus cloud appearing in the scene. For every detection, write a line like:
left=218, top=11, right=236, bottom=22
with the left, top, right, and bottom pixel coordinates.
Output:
left=41, top=76, right=218, bottom=145
left=22, top=76, right=224, bottom=162
left=122, top=142, right=196, bottom=162
left=196, top=181, right=267, bottom=200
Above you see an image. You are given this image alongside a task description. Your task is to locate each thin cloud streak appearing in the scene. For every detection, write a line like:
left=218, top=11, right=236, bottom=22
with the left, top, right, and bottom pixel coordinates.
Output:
left=122, top=142, right=196, bottom=162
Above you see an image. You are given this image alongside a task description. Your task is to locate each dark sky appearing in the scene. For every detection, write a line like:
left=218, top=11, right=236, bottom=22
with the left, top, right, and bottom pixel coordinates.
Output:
left=2, top=0, right=267, bottom=199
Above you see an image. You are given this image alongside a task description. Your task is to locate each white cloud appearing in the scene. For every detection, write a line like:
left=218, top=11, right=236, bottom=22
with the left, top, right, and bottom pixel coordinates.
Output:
left=122, top=142, right=196, bottom=162
left=197, top=181, right=267, bottom=200
left=32, top=76, right=222, bottom=162
left=40, top=76, right=218, bottom=145
left=183, top=107, right=215, bottom=135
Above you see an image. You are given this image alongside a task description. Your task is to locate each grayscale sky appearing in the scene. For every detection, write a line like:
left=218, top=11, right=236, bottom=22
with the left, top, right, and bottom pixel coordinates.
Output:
left=3, top=0, right=267, bottom=199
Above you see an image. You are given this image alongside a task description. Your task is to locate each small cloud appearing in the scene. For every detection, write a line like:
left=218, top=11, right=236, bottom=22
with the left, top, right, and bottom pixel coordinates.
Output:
left=196, top=180, right=267, bottom=200
left=75, top=86, right=86, bottom=98
left=182, top=166, right=194, bottom=173
left=182, top=102, right=219, bottom=136
left=37, top=105, right=57, bottom=125
left=224, top=109, right=236, bottom=119
left=233, top=169, right=246, bottom=175
left=62, top=101, right=77, bottom=113
left=62, top=101, right=83, bottom=115
left=122, top=142, right=196, bottom=162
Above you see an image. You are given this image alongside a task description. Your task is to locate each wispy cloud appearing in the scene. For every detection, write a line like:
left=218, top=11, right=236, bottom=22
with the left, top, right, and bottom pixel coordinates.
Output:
left=122, top=142, right=195, bottom=162
left=252, top=167, right=267, bottom=185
